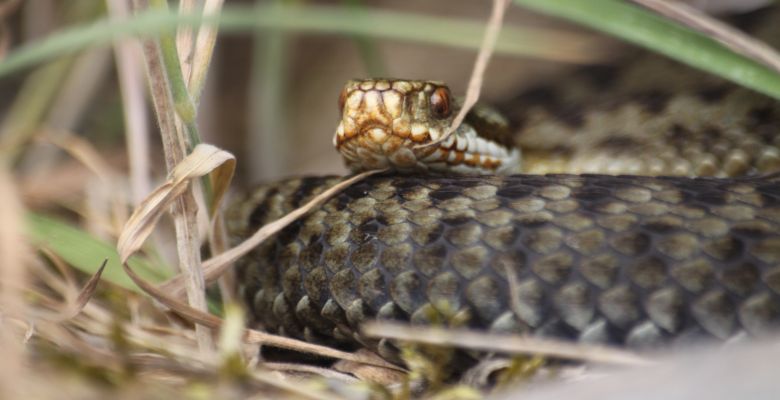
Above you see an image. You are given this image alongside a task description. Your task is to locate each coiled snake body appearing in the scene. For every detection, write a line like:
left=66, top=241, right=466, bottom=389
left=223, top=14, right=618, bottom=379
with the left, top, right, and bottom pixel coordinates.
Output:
left=229, top=9, right=780, bottom=364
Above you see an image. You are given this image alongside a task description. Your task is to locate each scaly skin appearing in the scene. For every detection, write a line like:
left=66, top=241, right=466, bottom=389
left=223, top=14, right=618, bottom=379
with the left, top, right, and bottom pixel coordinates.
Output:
left=230, top=174, right=780, bottom=363
left=230, top=6, right=780, bottom=367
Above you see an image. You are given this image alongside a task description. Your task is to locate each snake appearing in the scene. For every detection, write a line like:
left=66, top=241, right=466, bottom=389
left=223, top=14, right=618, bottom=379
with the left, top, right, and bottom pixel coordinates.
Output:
left=228, top=7, right=780, bottom=368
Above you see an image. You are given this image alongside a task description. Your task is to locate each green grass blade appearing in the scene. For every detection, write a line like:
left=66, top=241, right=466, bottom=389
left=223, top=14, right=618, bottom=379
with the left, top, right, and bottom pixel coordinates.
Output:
left=0, top=4, right=603, bottom=79
left=342, top=0, right=387, bottom=77
left=512, top=0, right=780, bottom=100
left=26, top=213, right=171, bottom=292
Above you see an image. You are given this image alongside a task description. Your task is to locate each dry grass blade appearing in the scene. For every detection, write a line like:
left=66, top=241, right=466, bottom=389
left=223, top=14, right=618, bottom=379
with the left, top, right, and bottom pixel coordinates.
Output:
left=247, top=370, right=346, bottom=400
left=333, top=349, right=407, bottom=385
left=59, top=260, right=106, bottom=321
left=175, top=0, right=197, bottom=81
left=504, top=264, right=526, bottom=322
left=0, top=166, right=27, bottom=396
left=362, top=322, right=651, bottom=366
left=121, top=258, right=402, bottom=371
left=160, top=168, right=386, bottom=297
left=169, top=0, right=232, bottom=306
left=42, top=132, right=130, bottom=233
left=177, top=0, right=231, bottom=305
left=125, top=354, right=337, bottom=400
left=416, top=0, right=509, bottom=151
left=116, top=161, right=400, bottom=369
left=630, top=0, right=780, bottom=74
left=42, top=134, right=118, bottom=187
left=38, top=247, right=79, bottom=295
left=265, top=362, right=361, bottom=383
left=117, top=143, right=235, bottom=263
left=106, top=0, right=152, bottom=204
left=0, top=168, right=27, bottom=315
left=189, top=0, right=224, bottom=98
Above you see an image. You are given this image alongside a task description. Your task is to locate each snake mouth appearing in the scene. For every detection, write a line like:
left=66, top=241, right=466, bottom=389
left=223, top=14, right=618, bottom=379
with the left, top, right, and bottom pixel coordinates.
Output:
left=335, top=121, right=521, bottom=174
left=335, top=123, right=423, bottom=170
left=422, top=131, right=522, bottom=174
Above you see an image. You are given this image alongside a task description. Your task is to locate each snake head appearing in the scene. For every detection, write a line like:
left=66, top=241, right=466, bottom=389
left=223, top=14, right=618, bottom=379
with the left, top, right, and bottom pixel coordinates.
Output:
left=333, top=78, right=521, bottom=174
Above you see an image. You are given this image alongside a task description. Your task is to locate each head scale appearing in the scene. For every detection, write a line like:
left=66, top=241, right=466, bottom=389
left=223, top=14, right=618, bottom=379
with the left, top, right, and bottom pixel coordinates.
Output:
left=333, top=78, right=521, bottom=174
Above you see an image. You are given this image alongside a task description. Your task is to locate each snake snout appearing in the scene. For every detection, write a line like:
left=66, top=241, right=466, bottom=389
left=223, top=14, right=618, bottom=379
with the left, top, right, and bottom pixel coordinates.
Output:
left=335, top=122, right=422, bottom=172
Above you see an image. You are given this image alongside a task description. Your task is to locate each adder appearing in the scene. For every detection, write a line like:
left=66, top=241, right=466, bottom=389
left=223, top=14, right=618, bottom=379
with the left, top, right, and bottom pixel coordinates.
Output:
left=228, top=6, right=780, bottom=368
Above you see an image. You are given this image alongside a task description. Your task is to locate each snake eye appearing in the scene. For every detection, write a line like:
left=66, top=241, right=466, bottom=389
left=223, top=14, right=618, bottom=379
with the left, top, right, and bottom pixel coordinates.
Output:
left=430, top=87, right=452, bottom=119
left=338, top=87, right=348, bottom=113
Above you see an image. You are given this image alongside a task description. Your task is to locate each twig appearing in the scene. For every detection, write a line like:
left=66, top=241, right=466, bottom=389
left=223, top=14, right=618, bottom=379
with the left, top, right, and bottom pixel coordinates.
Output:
left=132, top=0, right=211, bottom=351
left=263, top=362, right=361, bottom=383
left=362, top=322, right=652, bottom=366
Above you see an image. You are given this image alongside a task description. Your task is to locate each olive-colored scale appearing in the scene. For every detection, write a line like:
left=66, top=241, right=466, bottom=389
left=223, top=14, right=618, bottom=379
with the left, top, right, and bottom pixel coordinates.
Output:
left=229, top=6, right=780, bottom=368
left=230, top=174, right=780, bottom=363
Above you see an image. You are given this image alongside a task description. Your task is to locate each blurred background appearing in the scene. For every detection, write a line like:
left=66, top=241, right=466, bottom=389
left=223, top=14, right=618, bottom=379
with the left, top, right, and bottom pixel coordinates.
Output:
left=3, top=0, right=770, bottom=207
left=1, top=0, right=773, bottom=264
left=0, top=0, right=622, bottom=207
left=0, top=1, right=777, bottom=397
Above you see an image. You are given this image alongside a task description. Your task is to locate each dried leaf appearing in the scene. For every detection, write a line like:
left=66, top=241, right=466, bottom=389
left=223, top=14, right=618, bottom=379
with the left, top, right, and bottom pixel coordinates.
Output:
left=116, top=143, right=235, bottom=263
left=60, top=259, right=106, bottom=321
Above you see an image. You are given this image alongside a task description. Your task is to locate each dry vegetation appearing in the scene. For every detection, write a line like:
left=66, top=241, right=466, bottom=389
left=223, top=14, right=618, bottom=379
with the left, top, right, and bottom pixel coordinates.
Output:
left=1, top=0, right=779, bottom=399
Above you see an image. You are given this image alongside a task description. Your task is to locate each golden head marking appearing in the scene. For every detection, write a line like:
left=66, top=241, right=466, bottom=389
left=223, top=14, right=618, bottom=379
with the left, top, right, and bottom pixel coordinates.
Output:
left=333, top=78, right=521, bottom=174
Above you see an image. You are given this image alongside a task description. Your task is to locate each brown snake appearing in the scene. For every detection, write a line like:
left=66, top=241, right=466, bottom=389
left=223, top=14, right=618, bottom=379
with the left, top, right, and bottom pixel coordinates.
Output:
left=228, top=7, right=780, bottom=368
